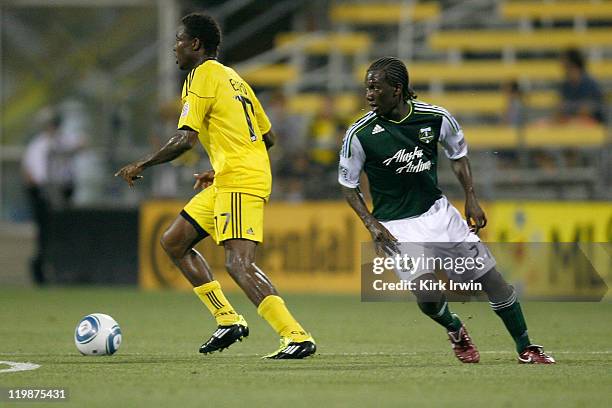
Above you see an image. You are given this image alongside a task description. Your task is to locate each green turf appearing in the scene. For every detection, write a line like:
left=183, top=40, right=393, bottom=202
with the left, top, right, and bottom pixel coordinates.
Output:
left=0, top=288, right=610, bottom=407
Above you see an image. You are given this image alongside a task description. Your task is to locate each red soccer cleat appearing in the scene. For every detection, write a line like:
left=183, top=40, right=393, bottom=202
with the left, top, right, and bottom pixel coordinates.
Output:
left=448, top=324, right=480, bottom=363
left=518, top=345, right=556, bottom=364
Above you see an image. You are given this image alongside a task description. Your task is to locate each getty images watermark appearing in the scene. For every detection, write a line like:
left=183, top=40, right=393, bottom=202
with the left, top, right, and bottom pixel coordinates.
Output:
left=372, top=252, right=485, bottom=292
left=361, top=242, right=610, bottom=302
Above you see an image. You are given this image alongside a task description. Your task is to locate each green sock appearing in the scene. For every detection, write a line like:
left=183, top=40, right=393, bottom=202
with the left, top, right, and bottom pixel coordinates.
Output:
left=493, top=301, right=531, bottom=353
left=418, top=299, right=462, bottom=332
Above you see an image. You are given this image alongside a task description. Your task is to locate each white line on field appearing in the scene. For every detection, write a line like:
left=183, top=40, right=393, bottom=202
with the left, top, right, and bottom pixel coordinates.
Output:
left=0, top=361, right=40, bottom=373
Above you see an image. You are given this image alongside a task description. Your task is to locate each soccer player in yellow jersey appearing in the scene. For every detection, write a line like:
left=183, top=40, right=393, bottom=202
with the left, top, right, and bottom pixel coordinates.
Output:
left=115, top=12, right=315, bottom=359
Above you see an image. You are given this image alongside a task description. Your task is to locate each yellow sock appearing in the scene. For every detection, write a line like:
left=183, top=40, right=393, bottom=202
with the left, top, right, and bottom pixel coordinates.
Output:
left=257, top=295, right=311, bottom=342
left=193, top=280, right=241, bottom=326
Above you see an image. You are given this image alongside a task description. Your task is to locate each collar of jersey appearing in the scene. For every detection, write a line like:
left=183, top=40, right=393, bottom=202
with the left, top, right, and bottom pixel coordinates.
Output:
left=378, top=100, right=413, bottom=124
left=195, top=58, right=217, bottom=70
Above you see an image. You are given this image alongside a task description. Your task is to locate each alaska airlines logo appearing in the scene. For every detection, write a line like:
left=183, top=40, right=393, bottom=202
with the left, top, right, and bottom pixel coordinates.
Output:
left=382, top=146, right=432, bottom=174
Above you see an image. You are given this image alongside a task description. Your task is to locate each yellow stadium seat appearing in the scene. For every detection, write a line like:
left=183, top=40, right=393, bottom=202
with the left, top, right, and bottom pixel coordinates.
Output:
left=288, top=91, right=561, bottom=117
left=286, top=93, right=605, bottom=148
left=356, top=60, right=612, bottom=84
left=463, top=126, right=518, bottom=148
left=330, top=3, right=440, bottom=24
left=334, top=93, right=362, bottom=115
left=287, top=93, right=361, bottom=116
left=464, top=125, right=606, bottom=148
left=240, top=64, right=298, bottom=86
left=501, top=1, right=612, bottom=20
left=430, top=28, right=612, bottom=51
left=418, top=91, right=559, bottom=114
left=523, top=124, right=607, bottom=148
left=287, top=93, right=325, bottom=114
left=275, top=32, right=372, bottom=55
left=526, top=92, right=560, bottom=109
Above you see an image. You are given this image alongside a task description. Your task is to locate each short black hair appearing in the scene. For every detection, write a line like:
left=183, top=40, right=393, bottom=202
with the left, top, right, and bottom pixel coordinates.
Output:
left=181, top=12, right=222, bottom=56
left=562, top=48, right=585, bottom=71
left=367, top=57, right=417, bottom=101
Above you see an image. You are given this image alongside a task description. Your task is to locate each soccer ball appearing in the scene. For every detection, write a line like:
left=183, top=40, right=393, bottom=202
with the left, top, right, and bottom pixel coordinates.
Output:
left=74, top=313, right=122, bottom=356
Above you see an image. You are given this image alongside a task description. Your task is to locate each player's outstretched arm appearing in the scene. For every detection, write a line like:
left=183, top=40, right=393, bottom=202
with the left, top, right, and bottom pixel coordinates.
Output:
left=115, top=129, right=198, bottom=187
left=341, top=186, right=398, bottom=257
left=450, top=156, right=487, bottom=233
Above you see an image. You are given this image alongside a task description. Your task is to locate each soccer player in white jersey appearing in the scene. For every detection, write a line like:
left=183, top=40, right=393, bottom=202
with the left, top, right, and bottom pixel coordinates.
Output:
left=339, top=57, right=555, bottom=364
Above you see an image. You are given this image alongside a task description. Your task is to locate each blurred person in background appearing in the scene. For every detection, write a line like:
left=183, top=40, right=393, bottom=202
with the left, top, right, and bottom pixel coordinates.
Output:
left=502, top=80, right=525, bottom=127
left=21, top=109, right=83, bottom=284
left=558, top=48, right=605, bottom=124
left=497, top=80, right=525, bottom=169
left=276, top=152, right=309, bottom=202
left=115, top=12, right=315, bottom=359
left=309, top=95, right=341, bottom=168
left=265, top=91, right=307, bottom=157
left=264, top=91, right=309, bottom=200
left=307, top=95, right=345, bottom=198
left=148, top=100, right=183, bottom=198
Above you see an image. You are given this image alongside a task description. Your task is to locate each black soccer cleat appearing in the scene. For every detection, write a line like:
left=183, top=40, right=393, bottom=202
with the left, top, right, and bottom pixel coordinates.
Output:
left=199, top=316, right=249, bottom=354
left=264, top=337, right=317, bottom=359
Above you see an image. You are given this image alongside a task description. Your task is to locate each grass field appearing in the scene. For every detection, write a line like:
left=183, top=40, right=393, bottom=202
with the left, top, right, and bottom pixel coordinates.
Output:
left=0, top=287, right=610, bottom=407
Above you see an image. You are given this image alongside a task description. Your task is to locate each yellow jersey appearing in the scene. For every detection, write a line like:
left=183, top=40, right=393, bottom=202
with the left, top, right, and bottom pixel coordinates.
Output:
left=177, top=60, right=272, bottom=199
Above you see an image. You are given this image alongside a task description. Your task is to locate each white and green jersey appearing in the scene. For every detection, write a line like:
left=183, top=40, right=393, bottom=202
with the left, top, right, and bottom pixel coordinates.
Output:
left=338, top=100, right=467, bottom=221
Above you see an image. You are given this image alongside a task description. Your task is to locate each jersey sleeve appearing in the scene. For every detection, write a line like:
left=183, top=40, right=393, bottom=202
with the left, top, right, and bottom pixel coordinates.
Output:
left=246, top=83, right=272, bottom=134
left=438, top=112, right=468, bottom=159
left=177, top=69, right=217, bottom=133
left=338, top=133, right=365, bottom=188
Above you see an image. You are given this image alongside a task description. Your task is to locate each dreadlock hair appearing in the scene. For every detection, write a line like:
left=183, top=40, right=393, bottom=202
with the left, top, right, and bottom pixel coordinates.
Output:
left=181, top=13, right=222, bottom=56
left=367, top=57, right=417, bottom=101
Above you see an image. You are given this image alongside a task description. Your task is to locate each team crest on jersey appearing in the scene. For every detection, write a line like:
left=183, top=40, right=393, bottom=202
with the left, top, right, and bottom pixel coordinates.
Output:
left=419, top=127, right=434, bottom=143
left=181, top=102, right=190, bottom=118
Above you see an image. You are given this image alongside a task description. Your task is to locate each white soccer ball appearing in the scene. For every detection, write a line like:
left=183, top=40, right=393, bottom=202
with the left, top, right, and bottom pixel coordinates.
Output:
left=74, top=313, right=122, bottom=356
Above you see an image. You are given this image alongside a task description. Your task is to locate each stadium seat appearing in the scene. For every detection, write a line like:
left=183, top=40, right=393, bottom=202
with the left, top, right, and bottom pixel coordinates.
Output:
left=329, top=3, right=440, bottom=24
left=275, top=32, right=372, bottom=55
left=240, top=64, right=298, bottom=86
left=429, top=28, right=612, bottom=52
left=463, top=126, right=518, bottom=148
left=464, top=125, right=606, bottom=149
left=523, top=124, right=607, bottom=148
left=286, top=93, right=324, bottom=114
left=287, top=93, right=362, bottom=116
left=356, top=60, right=612, bottom=84
left=418, top=91, right=559, bottom=115
left=287, top=91, right=560, bottom=116
left=501, top=1, right=612, bottom=21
